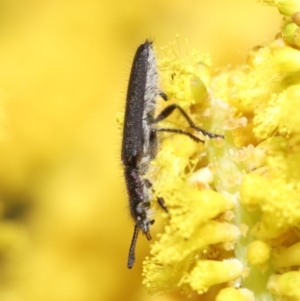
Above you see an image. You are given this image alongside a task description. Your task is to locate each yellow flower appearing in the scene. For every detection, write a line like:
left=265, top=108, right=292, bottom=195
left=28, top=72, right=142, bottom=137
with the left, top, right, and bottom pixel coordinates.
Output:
left=142, top=1, right=300, bottom=300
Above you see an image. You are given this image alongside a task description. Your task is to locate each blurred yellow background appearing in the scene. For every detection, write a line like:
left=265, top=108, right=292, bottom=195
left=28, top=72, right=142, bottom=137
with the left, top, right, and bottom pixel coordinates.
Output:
left=0, top=1, right=279, bottom=301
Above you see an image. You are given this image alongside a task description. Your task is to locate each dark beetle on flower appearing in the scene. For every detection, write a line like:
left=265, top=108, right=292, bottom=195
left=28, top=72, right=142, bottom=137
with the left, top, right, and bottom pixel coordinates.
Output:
left=121, top=40, right=223, bottom=269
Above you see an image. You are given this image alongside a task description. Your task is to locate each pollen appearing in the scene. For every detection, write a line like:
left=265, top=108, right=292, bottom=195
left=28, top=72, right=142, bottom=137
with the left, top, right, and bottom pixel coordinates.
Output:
left=247, top=240, right=270, bottom=266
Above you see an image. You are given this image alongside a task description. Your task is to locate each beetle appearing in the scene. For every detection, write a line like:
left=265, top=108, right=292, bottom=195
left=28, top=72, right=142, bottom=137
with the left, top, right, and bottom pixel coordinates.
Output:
left=121, top=40, right=223, bottom=268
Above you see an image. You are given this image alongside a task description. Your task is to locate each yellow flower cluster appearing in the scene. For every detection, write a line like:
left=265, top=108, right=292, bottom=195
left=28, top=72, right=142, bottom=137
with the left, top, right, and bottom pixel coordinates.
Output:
left=142, top=1, right=300, bottom=300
